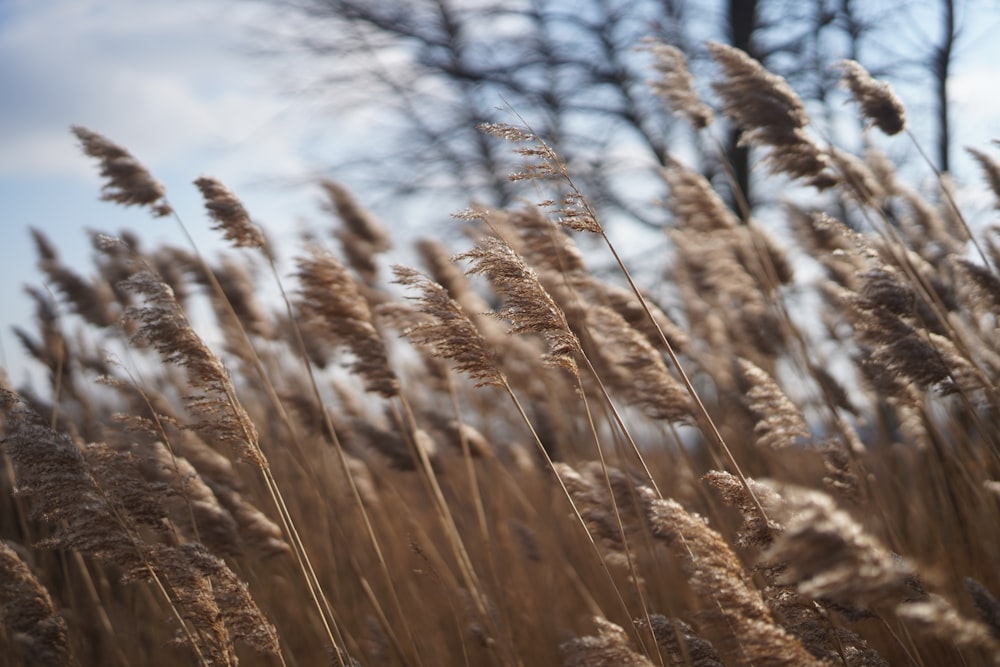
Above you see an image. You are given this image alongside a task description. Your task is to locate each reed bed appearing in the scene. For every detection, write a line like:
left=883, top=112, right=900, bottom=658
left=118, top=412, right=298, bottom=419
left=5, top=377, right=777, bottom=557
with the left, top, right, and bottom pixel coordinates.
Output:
left=3, top=44, right=1000, bottom=666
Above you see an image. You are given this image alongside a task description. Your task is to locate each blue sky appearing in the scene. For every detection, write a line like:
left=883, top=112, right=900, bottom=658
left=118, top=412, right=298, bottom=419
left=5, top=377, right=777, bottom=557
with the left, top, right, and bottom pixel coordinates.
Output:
left=2, top=0, right=1000, bottom=386
left=0, top=0, right=348, bottom=383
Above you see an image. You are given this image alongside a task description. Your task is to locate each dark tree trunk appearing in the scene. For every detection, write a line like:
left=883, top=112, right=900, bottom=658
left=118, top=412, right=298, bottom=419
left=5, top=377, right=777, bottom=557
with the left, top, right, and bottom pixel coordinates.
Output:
left=933, top=0, right=955, bottom=174
left=726, top=0, right=760, bottom=220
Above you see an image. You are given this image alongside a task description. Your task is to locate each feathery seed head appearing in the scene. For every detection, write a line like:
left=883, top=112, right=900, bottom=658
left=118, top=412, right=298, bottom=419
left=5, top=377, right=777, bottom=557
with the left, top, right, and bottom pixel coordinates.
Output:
left=707, top=42, right=809, bottom=134
left=295, top=245, right=399, bottom=397
left=194, top=176, right=267, bottom=251
left=0, top=541, right=74, bottom=667
left=121, top=271, right=265, bottom=466
left=968, top=147, right=1000, bottom=208
left=835, top=60, right=907, bottom=135
left=762, top=483, right=914, bottom=608
left=321, top=180, right=392, bottom=252
left=456, top=236, right=581, bottom=374
left=72, top=126, right=172, bottom=216
left=662, top=160, right=740, bottom=232
left=643, top=39, right=715, bottom=129
left=560, top=616, right=655, bottom=667
left=707, top=43, right=828, bottom=182
left=393, top=265, right=505, bottom=387
left=738, top=359, right=810, bottom=451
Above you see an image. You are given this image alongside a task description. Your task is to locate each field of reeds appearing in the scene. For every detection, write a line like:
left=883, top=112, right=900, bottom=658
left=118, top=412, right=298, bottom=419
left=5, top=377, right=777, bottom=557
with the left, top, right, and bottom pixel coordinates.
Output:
left=4, top=42, right=1000, bottom=667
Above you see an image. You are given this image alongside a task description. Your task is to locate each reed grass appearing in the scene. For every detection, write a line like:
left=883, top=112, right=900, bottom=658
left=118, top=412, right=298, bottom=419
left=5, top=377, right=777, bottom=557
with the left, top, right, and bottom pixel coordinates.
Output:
left=2, top=41, right=1000, bottom=666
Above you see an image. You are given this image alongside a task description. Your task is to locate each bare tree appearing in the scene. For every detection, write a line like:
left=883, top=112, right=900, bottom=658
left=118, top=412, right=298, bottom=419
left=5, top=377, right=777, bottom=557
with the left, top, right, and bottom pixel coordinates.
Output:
left=274, top=0, right=693, bottom=228
left=932, top=0, right=957, bottom=173
left=265, top=0, right=962, bottom=227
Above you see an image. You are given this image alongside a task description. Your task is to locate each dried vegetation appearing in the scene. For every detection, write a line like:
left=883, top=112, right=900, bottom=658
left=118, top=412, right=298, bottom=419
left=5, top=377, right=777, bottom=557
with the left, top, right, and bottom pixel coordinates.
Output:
left=2, top=46, right=1000, bottom=667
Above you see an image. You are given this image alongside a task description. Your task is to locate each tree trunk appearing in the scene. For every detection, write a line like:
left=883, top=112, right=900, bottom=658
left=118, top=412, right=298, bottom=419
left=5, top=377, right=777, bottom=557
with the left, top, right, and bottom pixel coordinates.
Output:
left=726, top=0, right=760, bottom=220
left=933, top=0, right=955, bottom=174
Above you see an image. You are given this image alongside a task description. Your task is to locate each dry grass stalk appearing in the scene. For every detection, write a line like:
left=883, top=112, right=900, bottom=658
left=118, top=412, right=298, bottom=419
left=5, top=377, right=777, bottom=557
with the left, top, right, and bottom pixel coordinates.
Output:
left=320, top=180, right=392, bottom=252
left=393, top=265, right=505, bottom=387
left=849, top=288, right=957, bottom=398
left=31, top=228, right=117, bottom=329
left=661, top=160, right=740, bottom=232
left=457, top=236, right=582, bottom=375
left=500, top=206, right=588, bottom=275
left=580, top=278, right=690, bottom=353
left=479, top=122, right=602, bottom=234
left=968, top=147, right=1000, bottom=207
left=137, top=428, right=293, bottom=559
left=819, top=438, right=863, bottom=504
left=763, top=586, right=889, bottom=667
left=295, top=245, right=400, bottom=397
left=165, top=542, right=281, bottom=657
left=702, top=470, right=783, bottom=549
left=643, top=487, right=821, bottom=665
left=826, top=146, right=887, bottom=204
left=204, top=256, right=273, bottom=340
left=641, top=614, right=723, bottom=667
left=552, top=462, right=644, bottom=567
left=560, top=616, right=655, bottom=667
left=760, top=483, right=915, bottom=610
left=835, top=60, right=907, bottom=136
left=194, top=176, right=267, bottom=251
left=642, top=39, right=715, bottom=129
left=738, top=359, right=810, bottom=451
left=669, top=228, right=784, bottom=370
left=897, top=595, right=1000, bottom=662
left=71, top=126, right=172, bottom=216
left=140, top=439, right=243, bottom=556
left=121, top=270, right=265, bottom=467
left=582, top=304, right=693, bottom=423
left=0, top=540, right=76, bottom=667
left=210, top=484, right=292, bottom=558
left=967, top=578, right=1000, bottom=641
left=707, top=42, right=828, bottom=183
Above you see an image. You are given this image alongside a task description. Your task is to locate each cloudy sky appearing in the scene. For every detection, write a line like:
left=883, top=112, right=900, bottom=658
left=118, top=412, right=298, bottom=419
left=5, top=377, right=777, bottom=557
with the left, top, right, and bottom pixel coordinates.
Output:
left=2, top=0, right=1000, bottom=386
left=0, top=0, right=350, bottom=383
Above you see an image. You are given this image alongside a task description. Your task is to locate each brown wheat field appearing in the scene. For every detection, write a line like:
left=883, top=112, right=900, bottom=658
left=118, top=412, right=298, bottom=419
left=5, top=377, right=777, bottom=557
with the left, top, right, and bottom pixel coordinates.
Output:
left=3, top=43, right=1000, bottom=667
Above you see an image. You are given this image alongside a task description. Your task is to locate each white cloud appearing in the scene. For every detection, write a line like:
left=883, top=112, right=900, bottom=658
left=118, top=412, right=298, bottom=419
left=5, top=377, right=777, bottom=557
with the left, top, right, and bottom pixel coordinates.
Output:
left=0, top=0, right=312, bottom=178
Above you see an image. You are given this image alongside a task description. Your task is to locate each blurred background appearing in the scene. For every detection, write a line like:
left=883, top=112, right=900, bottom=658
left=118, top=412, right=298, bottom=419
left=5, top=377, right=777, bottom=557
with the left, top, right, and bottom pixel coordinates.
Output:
left=3, top=0, right=1000, bottom=383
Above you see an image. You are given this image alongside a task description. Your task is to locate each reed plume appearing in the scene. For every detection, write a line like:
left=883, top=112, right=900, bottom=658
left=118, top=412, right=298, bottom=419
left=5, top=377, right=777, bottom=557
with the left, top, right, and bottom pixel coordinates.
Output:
left=295, top=245, right=399, bottom=397
left=392, top=265, right=504, bottom=387
left=71, top=126, right=172, bottom=216
left=835, top=60, right=907, bottom=136
left=457, top=235, right=582, bottom=374
left=641, top=614, right=723, bottom=667
left=560, top=616, right=655, bottom=667
left=0, top=540, right=75, bottom=667
left=760, top=483, right=915, bottom=610
left=194, top=176, right=267, bottom=251
left=968, top=147, right=1000, bottom=206
left=643, top=487, right=820, bottom=665
left=121, top=270, right=265, bottom=467
left=707, top=42, right=828, bottom=183
left=643, top=39, right=714, bottom=129
left=737, top=359, right=810, bottom=451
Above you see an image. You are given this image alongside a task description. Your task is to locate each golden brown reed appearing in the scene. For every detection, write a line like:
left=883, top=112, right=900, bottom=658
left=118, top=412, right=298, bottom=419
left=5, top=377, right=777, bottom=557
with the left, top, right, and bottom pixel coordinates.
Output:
left=643, top=39, right=715, bottom=129
left=194, top=176, right=267, bottom=251
left=0, top=540, right=75, bottom=667
left=6, top=38, right=1000, bottom=667
left=295, top=245, right=400, bottom=398
left=835, top=60, right=907, bottom=136
left=72, top=126, right=173, bottom=216
left=707, top=42, right=828, bottom=184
